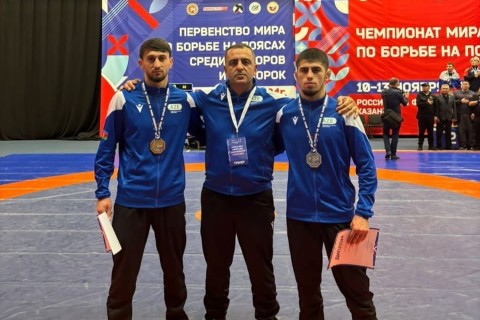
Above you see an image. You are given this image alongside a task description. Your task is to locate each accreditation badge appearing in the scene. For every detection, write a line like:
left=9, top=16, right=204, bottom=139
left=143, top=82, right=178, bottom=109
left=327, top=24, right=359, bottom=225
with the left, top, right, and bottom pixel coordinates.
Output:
left=226, top=137, right=248, bottom=166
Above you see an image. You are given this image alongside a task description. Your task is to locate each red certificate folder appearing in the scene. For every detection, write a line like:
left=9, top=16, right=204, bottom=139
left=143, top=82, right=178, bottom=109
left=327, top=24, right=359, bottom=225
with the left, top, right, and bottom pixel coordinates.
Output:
left=97, top=212, right=122, bottom=255
left=328, top=228, right=379, bottom=269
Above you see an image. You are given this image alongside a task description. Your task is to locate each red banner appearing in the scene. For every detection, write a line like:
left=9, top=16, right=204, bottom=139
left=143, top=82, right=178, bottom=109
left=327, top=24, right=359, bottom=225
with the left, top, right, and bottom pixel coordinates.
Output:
left=348, top=0, right=480, bottom=134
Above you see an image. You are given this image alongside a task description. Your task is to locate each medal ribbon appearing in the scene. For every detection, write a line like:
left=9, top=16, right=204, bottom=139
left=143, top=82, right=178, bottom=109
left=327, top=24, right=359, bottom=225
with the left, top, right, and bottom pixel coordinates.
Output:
left=142, top=81, right=169, bottom=139
left=227, top=86, right=257, bottom=136
left=298, top=96, right=328, bottom=152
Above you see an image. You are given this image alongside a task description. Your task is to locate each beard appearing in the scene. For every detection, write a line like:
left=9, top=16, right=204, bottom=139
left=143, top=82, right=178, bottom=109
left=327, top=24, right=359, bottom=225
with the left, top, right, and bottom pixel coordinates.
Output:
left=148, top=73, right=166, bottom=83
left=301, top=88, right=320, bottom=97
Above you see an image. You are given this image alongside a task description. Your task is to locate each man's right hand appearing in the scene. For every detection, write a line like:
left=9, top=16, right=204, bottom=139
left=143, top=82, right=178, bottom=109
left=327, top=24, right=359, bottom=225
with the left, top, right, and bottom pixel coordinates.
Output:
left=119, top=78, right=141, bottom=91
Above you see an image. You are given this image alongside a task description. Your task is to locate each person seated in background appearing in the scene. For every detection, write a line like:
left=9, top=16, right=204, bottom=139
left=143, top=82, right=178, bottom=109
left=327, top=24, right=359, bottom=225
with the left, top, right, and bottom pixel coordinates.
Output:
left=438, top=62, right=461, bottom=92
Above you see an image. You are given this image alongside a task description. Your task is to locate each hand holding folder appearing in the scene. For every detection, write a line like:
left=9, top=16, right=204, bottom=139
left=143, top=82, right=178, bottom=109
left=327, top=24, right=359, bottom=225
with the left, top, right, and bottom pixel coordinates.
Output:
left=97, top=212, right=122, bottom=255
left=328, top=228, right=379, bottom=269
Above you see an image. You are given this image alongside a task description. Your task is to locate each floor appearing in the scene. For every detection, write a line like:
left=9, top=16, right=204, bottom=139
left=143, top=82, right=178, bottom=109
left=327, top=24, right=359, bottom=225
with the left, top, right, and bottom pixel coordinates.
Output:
left=0, top=138, right=479, bottom=320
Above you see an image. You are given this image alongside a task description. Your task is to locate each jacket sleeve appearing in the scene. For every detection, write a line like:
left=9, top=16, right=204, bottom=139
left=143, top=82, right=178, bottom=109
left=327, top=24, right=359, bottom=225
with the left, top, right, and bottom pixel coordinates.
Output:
left=345, top=116, right=377, bottom=219
left=272, top=96, right=291, bottom=155
left=186, top=92, right=206, bottom=145
left=452, top=99, right=457, bottom=121
left=454, top=92, right=462, bottom=105
left=464, top=68, right=474, bottom=81
left=416, top=93, right=428, bottom=109
left=94, top=92, right=125, bottom=199
left=432, top=96, right=439, bottom=117
left=401, top=92, right=408, bottom=106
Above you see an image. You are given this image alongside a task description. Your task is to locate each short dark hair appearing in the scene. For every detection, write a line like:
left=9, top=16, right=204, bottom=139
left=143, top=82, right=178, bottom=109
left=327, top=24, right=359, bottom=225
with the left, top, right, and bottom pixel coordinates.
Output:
left=139, top=38, right=171, bottom=59
left=295, top=48, right=329, bottom=69
left=389, top=78, right=399, bottom=86
left=224, top=43, right=255, bottom=60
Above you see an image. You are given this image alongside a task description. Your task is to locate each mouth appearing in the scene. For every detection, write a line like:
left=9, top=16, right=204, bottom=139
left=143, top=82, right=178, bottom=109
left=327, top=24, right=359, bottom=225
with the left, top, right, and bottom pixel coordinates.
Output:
left=234, top=72, right=247, bottom=78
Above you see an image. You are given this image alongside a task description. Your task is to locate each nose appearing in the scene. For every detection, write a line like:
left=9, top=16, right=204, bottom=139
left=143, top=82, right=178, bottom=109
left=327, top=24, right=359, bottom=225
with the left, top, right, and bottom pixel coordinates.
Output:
left=234, top=61, right=245, bottom=70
left=153, top=58, right=162, bottom=68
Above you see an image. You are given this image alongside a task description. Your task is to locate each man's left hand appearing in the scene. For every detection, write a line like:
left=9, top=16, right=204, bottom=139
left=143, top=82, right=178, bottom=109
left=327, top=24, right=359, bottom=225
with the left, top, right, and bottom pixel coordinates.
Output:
left=347, top=215, right=369, bottom=244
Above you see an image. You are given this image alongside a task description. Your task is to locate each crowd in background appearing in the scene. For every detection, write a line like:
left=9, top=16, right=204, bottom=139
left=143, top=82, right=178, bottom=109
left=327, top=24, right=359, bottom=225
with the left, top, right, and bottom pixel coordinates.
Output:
left=414, top=56, right=480, bottom=151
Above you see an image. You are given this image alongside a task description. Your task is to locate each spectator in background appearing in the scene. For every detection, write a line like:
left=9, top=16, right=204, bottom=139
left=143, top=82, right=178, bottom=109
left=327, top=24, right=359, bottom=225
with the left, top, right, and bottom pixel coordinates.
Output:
left=415, top=83, right=436, bottom=150
left=454, top=81, right=476, bottom=150
left=464, top=56, right=480, bottom=93
left=434, top=84, right=456, bottom=150
left=381, top=77, right=408, bottom=160
left=471, top=93, right=480, bottom=150
left=438, top=62, right=461, bottom=92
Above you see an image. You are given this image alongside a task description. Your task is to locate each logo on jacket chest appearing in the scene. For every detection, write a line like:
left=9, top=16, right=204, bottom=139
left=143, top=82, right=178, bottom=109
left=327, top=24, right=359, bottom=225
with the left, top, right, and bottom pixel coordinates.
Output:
left=291, top=116, right=337, bottom=126
left=168, top=104, right=183, bottom=113
left=136, top=104, right=144, bottom=113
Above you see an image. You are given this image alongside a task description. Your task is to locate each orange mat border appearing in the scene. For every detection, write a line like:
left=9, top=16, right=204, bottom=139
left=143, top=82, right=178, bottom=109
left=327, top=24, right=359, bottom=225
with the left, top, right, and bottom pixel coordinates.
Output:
left=1, top=163, right=479, bottom=201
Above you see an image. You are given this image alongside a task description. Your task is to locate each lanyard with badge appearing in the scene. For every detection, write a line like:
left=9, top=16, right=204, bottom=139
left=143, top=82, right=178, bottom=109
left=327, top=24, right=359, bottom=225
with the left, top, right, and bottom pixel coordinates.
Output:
left=142, top=81, right=169, bottom=155
left=226, top=86, right=256, bottom=166
left=297, top=96, right=328, bottom=169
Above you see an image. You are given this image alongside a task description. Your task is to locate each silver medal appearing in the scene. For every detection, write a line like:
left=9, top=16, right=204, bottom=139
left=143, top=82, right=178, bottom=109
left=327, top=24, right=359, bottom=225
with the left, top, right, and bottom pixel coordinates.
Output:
left=297, top=97, right=328, bottom=169
left=306, top=151, right=321, bottom=168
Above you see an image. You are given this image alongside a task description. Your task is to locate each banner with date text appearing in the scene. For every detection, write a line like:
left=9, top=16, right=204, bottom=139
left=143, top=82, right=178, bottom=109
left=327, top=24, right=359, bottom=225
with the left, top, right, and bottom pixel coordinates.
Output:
left=346, top=0, right=480, bottom=134
left=102, top=0, right=480, bottom=135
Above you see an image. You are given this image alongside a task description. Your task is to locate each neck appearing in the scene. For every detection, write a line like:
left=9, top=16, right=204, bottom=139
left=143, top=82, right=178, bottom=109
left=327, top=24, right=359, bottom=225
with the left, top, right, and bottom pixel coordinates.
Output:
left=300, top=90, right=326, bottom=102
left=144, top=78, right=167, bottom=88
left=229, top=83, right=253, bottom=96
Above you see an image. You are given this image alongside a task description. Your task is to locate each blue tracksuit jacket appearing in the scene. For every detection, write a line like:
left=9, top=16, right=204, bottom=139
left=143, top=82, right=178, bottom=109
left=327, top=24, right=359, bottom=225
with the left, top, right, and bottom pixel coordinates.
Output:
left=276, top=96, right=377, bottom=223
left=191, top=80, right=291, bottom=195
left=94, top=83, right=194, bottom=208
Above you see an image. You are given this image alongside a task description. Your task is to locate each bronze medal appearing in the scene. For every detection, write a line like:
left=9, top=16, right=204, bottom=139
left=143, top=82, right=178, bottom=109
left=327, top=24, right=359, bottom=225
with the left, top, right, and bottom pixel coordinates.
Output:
left=150, top=138, right=166, bottom=155
left=306, top=151, right=321, bottom=168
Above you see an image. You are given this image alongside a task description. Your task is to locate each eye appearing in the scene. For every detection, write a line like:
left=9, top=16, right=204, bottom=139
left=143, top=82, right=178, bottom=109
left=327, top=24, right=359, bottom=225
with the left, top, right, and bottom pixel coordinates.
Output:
left=298, top=68, right=309, bottom=74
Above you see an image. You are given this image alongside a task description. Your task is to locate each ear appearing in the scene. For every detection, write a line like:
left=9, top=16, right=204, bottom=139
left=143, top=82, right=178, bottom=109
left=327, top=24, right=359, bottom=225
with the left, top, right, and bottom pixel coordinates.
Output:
left=326, top=69, right=332, bottom=80
left=138, top=58, right=143, bottom=68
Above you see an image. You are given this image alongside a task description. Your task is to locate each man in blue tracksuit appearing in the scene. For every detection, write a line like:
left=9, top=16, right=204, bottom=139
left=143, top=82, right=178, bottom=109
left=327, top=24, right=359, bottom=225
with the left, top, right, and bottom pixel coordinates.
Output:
left=192, top=73, right=290, bottom=320
left=189, top=44, right=359, bottom=320
left=122, top=43, right=359, bottom=320
left=276, top=48, right=378, bottom=320
left=95, top=38, right=193, bottom=320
